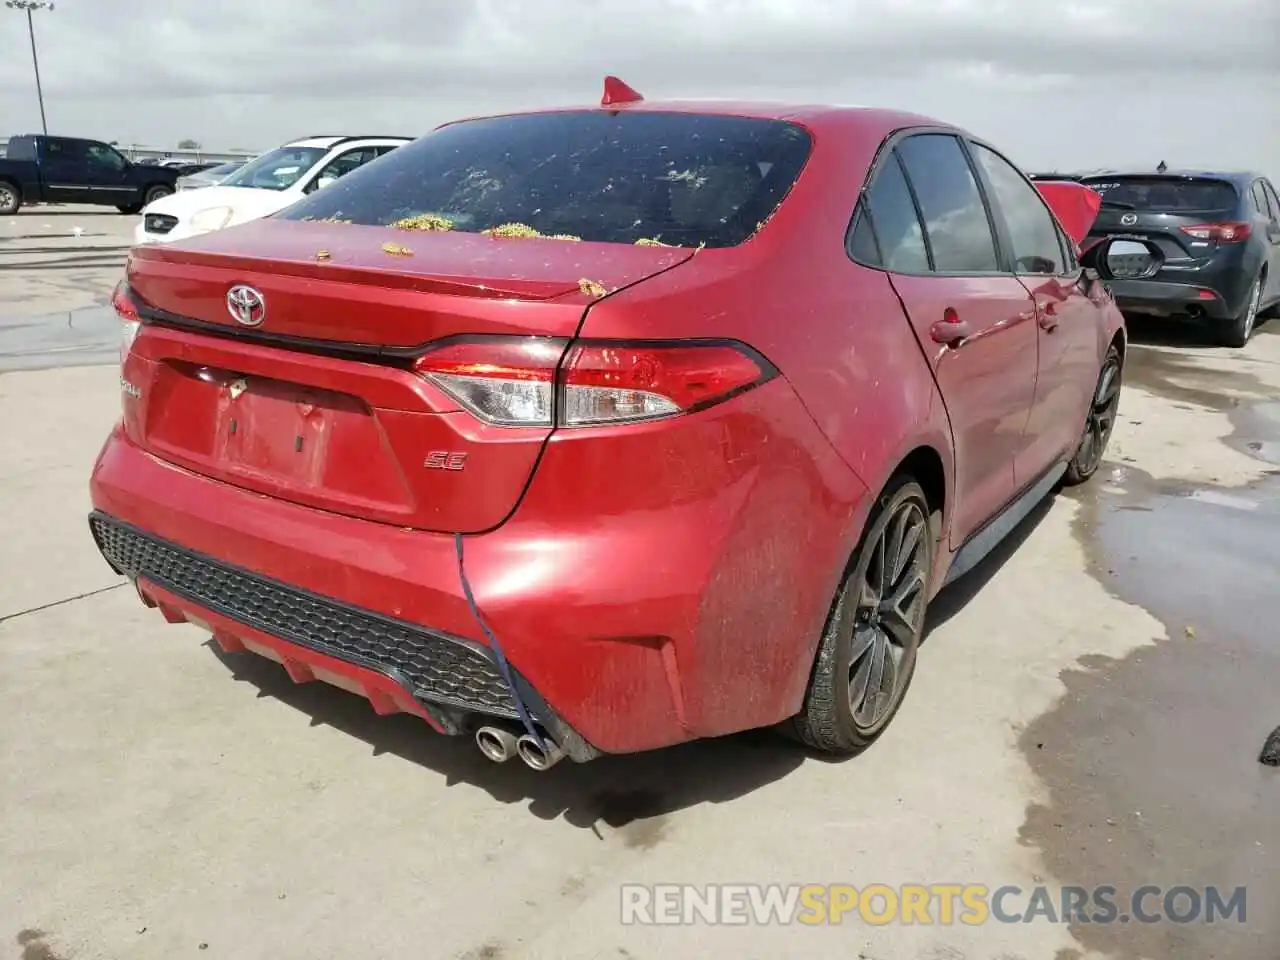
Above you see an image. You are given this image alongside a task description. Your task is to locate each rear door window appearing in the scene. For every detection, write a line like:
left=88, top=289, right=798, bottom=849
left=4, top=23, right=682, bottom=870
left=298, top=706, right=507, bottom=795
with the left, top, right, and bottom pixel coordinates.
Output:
left=1263, top=181, right=1280, bottom=222
left=1250, top=182, right=1271, bottom=218
left=278, top=111, right=813, bottom=248
left=970, top=143, right=1066, bottom=275
left=1082, top=176, right=1238, bottom=212
left=862, top=154, right=930, bottom=273
left=304, top=147, right=382, bottom=194
left=895, top=134, right=1001, bottom=273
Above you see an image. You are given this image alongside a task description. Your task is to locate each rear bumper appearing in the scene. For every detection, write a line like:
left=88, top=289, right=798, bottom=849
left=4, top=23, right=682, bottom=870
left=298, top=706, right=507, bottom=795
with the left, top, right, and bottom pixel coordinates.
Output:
left=88, top=379, right=865, bottom=756
left=1108, top=279, right=1233, bottom=319
left=1105, top=248, right=1256, bottom=320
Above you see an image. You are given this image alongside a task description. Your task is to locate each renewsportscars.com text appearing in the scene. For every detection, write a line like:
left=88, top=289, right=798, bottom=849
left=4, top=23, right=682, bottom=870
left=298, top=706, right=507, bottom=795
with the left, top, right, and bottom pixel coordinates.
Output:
left=619, top=883, right=1247, bottom=926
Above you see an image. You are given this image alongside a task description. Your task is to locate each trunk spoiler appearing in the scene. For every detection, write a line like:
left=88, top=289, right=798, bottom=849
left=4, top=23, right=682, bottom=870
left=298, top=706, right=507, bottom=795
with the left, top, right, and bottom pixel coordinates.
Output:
left=1034, top=180, right=1102, bottom=249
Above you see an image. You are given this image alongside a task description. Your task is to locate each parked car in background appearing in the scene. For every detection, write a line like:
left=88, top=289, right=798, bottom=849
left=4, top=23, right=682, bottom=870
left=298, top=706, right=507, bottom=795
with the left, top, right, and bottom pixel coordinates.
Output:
left=176, top=160, right=247, bottom=192
left=134, top=136, right=410, bottom=244
left=0, top=134, right=180, bottom=215
left=95, top=81, right=1125, bottom=769
left=1080, top=169, right=1280, bottom=346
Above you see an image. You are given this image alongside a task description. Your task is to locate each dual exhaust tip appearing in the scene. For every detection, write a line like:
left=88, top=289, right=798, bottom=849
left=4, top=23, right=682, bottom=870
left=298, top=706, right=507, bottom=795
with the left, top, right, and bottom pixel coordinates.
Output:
left=475, top=724, right=564, bottom=771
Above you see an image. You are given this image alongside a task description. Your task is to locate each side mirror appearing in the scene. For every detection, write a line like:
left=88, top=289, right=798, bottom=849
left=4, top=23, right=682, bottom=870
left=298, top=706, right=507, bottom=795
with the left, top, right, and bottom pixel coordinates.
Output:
left=315, top=175, right=336, bottom=190
left=1079, top=237, right=1163, bottom=283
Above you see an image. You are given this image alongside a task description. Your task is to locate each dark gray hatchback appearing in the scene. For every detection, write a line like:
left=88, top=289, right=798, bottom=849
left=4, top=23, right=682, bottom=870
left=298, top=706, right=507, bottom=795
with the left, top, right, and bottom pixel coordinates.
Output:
left=1080, top=170, right=1280, bottom=346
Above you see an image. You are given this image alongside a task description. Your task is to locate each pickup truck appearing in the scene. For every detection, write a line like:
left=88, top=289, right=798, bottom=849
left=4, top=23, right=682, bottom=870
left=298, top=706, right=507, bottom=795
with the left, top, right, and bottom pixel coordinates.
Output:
left=0, top=135, right=182, bottom=215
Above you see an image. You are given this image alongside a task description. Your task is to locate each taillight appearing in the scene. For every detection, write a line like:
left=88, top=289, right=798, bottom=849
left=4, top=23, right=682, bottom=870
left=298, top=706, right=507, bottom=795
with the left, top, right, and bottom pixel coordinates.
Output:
left=413, top=337, right=774, bottom=427
left=415, top=338, right=564, bottom=426
left=112, top=279, right=141, bottom=364
left=559, top=342, right=770, bottom=425
left=1179, top=221, right=1251, bottom=243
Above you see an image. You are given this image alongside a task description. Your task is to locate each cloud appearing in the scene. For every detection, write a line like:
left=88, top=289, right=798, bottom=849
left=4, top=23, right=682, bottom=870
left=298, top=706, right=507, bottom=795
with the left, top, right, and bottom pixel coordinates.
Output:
left=1, top=0, right=1276, bottom=174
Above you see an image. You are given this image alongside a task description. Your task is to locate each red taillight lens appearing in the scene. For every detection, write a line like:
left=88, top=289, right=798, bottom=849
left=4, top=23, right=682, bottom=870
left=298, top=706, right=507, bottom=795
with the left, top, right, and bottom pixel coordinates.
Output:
left=112, top=279, right=141, bottom=365
left=559, top=342, right=770, bottom=425
left=413, top=337, right=773, bottom=427
left=1179, top=221, right=1251, bottom=243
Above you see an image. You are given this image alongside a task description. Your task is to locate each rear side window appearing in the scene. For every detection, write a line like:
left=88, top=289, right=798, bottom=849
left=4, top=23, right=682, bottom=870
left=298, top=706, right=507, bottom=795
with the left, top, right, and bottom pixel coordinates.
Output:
left=847, top=200, right=881, bottom=264
left=7, top=137, right=36, bottom=162
left=279, top=111, right=813, bottom=248
left=1251, top=182, right=1271, bottom=218
left=970, top=143, right=1065, bottom=275
left=863, top=155, right=930, bottom=273
left=896, top=134, right=1000, bottom=273
left=1082, top=176, right=1238, bottom=212
left=1263, top=181, right=1280, bottom=222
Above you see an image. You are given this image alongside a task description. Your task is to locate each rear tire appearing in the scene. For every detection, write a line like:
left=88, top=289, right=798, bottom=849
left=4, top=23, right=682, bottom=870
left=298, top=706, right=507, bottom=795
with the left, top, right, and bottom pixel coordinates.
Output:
left=1063, top=345, right=1123, bottom=486
left=791, top=476, right=933, bottom=756
left=1218, top=274, right=1262, bottom=348
left=117, top=203, right=143, bottom=215
left=143, top=184, right=173, bottom=206
left=0, top=181, right=20, bottom=215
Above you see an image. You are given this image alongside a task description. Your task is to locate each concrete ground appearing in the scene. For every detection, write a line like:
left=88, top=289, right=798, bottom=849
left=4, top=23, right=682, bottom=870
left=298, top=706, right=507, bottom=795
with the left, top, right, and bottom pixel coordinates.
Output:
left=1, top=207, right=1276, bottom=960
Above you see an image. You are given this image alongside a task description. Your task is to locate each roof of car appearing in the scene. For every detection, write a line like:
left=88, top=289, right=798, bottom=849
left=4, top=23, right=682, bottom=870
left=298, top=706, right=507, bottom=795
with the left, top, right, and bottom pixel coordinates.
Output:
left=442, top=98, right=948, bottom=139
left=284, top=135, right=413, bottom=149
left=1079, top=169, right=1264, bottom=185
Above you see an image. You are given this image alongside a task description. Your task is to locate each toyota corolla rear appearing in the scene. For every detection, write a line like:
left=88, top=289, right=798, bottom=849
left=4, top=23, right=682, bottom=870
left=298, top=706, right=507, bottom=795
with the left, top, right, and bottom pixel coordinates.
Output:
left=90, top=106, right=868, bottom=764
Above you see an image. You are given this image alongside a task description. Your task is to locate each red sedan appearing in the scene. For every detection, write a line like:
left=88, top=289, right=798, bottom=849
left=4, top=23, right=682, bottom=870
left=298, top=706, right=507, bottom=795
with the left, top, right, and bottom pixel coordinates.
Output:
left=92, top=78, right=1124, bottom=769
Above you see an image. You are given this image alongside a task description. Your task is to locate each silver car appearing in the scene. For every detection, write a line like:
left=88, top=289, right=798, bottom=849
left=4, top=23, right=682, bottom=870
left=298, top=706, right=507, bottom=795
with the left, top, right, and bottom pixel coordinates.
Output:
left=176, top=160, right=247, bottom=192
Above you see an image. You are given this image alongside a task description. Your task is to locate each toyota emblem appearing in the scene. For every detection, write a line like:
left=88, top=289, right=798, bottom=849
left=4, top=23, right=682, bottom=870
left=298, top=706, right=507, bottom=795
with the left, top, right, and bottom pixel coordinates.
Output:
left=1120, top=213, right=1138, bottom=227
left=226, top=285, right=266, bottom=326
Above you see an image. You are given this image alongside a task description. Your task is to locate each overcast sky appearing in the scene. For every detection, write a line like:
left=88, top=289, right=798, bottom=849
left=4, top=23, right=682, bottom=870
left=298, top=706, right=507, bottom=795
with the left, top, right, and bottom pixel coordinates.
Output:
left=2, top=0, right=1276, bottom=174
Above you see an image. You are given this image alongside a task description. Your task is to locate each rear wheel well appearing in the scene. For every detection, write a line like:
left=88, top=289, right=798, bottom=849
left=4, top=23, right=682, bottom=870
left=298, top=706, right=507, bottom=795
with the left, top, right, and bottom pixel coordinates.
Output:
left=1110, top=328, right=1126, bottom=365
left=896, top=445, right=946, bottom=523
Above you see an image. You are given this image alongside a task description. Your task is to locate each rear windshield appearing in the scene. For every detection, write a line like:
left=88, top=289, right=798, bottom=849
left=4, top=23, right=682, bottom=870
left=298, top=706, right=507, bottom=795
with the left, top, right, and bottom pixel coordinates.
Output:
left=1081, top=176, right=1238, bottom=212
left=276, top=111, right=813, bottom=247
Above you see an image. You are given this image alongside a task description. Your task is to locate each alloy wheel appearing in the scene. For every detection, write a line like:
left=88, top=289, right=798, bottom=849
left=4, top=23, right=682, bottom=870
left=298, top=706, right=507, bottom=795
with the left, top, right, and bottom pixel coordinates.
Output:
left=1075, top=356, right=1122, bottom=477
left=848, top=498, right=929, bottom=732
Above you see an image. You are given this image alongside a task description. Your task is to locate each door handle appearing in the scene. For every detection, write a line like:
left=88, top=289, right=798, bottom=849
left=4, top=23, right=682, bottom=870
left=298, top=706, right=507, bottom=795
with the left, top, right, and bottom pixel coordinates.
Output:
left=930, top=309, right=971, bottom=345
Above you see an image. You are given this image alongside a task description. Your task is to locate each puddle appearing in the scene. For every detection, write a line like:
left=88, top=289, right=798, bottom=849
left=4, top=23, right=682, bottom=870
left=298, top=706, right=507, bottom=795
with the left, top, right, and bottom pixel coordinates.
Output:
left=1020, top=393, right=1280, bottom=959
left=0, top=306, right=120, bottom=372
left=1122, top=345, right=1267, bottom=413
left=1231, top=401, right=1280, bottom=467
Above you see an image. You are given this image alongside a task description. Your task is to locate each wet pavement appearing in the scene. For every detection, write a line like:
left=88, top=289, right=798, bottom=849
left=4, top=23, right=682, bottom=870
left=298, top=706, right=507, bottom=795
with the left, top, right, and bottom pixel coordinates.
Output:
left=1019, top=324, right=1280, bottom=960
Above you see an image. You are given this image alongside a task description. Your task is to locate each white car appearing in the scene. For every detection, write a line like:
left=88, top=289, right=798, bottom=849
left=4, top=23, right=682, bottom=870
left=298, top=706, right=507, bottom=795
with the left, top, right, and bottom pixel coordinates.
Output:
left=134, top=135, right=410, bottom=245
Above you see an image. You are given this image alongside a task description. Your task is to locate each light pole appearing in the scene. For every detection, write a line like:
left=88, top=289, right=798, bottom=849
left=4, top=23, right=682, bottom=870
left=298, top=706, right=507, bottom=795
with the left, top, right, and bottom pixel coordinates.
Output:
left=5, top=1, right=54, bottom=136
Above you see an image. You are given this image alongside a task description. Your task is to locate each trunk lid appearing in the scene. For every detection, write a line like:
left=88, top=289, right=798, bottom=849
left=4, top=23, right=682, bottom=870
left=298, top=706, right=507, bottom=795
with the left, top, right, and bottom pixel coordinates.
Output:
left=1032, top=180, right=1101, bottom=248
left=1080, top=175, right=1241, bottom=263
left=121, top=218, right=695, bottom=532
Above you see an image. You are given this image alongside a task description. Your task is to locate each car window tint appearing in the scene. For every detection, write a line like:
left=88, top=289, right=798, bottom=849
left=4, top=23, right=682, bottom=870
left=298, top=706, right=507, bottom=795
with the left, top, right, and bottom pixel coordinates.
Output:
left=1263, top=181, right=1280, bottom=222
left=86, top=143, right=126, bottom=172
left=895, top=134, right=1000, bottom=273
left=50, top=138, right=87, bottom=160
left=1251, top=182, right=1272, bottom=219
left=278, top=111, right=813, bottom=248
left=307, top=148, right=381, bottom=192
left=970, top=143, right=1066, bottom=275
left=847, top=200, right=881, bottom=265
left=864, top=156, right=929, bottom=273
left=1081, top=176, right=1238, bottom=212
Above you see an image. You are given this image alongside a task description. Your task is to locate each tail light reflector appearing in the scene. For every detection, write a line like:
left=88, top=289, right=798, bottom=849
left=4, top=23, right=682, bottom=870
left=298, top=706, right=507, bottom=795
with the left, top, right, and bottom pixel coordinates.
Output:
left=413, top=337, right=774, bottom=427
left=1179, top=222, right=1251, bottom=243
